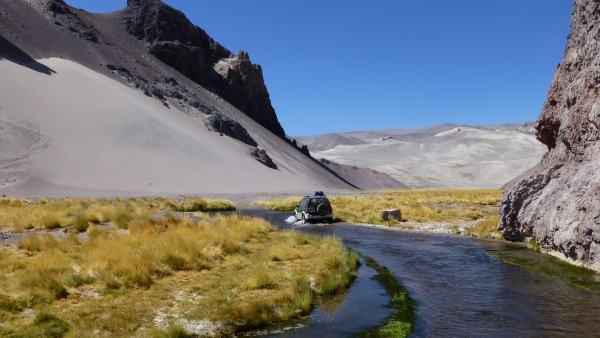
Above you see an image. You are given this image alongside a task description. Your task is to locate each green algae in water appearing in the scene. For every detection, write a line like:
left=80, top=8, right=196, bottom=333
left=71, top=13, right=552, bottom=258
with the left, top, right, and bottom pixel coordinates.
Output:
left=362, top=256, right=415, bottom=338
left=491, top=248, right=600, bottom=295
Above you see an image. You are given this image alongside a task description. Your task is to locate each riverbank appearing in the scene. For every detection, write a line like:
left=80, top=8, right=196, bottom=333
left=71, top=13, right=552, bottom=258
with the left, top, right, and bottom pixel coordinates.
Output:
left=256, top=189, right=503, bottom=239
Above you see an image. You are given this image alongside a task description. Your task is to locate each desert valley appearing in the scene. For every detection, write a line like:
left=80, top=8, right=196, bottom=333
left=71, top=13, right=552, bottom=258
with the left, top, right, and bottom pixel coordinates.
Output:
left=1, top=0, right=600, bottom=337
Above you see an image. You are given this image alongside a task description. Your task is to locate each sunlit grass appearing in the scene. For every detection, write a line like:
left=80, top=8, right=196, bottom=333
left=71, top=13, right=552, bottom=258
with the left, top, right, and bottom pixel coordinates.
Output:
left=255, top=197, right=300, bottom=211
left=464, top=215, right=503, bottom=239
left=256, top=190, right=502, bottom=238
left=0, top=197, right=236, bottom=232
left=0, top=198, right=357, bottom=336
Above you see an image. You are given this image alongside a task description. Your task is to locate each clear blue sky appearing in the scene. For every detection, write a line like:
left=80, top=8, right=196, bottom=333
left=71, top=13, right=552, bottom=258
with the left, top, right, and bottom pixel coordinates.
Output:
left=66, top=0, right=573, bottom=136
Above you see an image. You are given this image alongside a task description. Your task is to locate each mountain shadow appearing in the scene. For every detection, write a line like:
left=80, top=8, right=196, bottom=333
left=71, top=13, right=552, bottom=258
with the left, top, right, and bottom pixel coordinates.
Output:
left=0, top=35, right=55, bottom=75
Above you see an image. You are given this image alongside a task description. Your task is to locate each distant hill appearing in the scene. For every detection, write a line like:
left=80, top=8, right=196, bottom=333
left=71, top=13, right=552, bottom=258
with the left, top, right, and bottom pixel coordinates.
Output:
left=295, top=123, right=546, bottom=189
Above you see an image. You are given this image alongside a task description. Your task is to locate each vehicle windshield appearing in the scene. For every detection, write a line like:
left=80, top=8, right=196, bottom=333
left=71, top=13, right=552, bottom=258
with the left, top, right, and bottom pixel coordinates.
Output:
left=309, top=197, right=328, bottom=207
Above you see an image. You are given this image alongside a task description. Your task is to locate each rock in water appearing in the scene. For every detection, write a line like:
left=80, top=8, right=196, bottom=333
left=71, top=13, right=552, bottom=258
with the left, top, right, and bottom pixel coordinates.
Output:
left=500, top=0, right=600, bottom=270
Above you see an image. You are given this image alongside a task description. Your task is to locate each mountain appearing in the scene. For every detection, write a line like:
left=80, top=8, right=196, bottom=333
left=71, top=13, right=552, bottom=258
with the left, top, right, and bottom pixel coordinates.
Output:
left=295, top=123, right=546, bottom=189
left=0, top=0, right=353, bottom=196
left=318, top=158, right=408, bottom=191
left=500, top=0, right=600, bottom=270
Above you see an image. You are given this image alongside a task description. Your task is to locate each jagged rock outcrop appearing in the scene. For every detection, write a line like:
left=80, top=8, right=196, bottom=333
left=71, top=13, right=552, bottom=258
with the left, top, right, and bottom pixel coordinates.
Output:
left=499, top=0, right=600, bottom=270
left=249, top=148, right=278, bottom=170
left=124, top=0, right=286, bottom=139
left=206, top=112, right=258, bottom=147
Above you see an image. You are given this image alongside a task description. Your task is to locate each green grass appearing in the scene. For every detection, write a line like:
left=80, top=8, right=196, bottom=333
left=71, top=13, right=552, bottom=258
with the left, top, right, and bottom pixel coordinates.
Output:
left=362, top=256, right=415, bottom=337
left=73, top=214, right=89, bottom=232
left=10, top=312, right=71, bottom=338
left=491, top=249, right=600, bottom=295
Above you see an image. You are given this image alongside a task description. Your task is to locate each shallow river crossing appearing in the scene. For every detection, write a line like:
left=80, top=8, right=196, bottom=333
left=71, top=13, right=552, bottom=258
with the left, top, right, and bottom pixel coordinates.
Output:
left=238, top=209, right=600, bottom=337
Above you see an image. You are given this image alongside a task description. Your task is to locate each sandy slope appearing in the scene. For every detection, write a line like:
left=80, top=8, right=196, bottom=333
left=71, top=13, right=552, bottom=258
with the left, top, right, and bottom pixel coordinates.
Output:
left=0, top=58, right=347, bottom=197
left=297, top=125, right=546, bottom=189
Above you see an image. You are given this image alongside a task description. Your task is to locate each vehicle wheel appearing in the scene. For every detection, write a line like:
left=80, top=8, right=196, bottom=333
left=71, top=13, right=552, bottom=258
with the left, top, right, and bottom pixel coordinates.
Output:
left=317, top=203, right=328, bottom=216
left=326, top=217, right=333, bottom=224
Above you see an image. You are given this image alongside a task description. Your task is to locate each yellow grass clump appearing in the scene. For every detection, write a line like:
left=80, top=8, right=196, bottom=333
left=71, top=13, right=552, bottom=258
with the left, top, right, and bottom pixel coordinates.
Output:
left=0, top=199, right=357, bottom=336
left=0, top=197, right=237, bottom=232
left=255, top=197, right=301, bottom=211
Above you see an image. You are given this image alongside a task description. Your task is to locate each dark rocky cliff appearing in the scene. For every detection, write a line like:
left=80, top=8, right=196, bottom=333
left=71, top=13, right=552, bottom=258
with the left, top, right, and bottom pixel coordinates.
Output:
left=500, top=0, right=600, bottom=270
left=124, top=0, right=286, bottom=139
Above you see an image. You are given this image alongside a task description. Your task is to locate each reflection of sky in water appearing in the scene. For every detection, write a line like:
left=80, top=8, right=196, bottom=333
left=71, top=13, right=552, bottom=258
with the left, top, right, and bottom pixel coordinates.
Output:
left=240, top=209, right=600, bottom=337
left=239, top=257, right=392, bottom=337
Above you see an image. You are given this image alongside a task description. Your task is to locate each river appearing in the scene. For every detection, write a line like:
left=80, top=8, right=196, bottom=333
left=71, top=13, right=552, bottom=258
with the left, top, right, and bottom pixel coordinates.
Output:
left=239, top=209, right=600, bottom=337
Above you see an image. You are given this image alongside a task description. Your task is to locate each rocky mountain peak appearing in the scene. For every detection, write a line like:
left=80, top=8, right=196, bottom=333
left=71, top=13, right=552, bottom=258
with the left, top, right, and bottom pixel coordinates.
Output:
left=237, top=50, right=250, bottom=61
left=126, top=0, right=162, bottom=8
left=123, top=1, right=286, bottom=138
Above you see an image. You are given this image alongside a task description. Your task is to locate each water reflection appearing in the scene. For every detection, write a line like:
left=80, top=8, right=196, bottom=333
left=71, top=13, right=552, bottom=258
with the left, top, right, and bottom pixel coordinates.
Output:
left=238, top=257, right=394, bottom=337
left=240, top=209, right=600, bottom=337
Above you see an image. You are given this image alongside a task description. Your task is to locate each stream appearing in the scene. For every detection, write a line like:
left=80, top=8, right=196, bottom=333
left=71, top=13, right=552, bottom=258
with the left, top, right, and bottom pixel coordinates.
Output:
left=239, top=209, right=600, bottom=337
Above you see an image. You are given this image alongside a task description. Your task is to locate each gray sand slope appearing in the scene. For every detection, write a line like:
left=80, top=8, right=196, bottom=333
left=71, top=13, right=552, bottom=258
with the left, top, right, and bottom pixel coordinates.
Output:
left=0, top=1, right=355, bottom=197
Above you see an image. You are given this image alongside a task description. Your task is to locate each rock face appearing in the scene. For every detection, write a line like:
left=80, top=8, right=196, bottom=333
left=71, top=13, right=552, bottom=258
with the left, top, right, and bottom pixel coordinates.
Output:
left=124, top=0, right=286, bottom=139
left=499, top=0, right=600, bottom=270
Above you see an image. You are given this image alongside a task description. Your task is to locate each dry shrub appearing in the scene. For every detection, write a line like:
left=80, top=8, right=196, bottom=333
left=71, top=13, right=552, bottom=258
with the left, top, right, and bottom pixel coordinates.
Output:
left=18, top=234, right=59, bottom=252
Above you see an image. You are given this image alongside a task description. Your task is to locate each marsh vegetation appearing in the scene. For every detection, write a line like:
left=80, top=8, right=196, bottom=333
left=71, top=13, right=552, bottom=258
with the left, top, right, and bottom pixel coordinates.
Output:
left=0, top=198, right=357, bottom=337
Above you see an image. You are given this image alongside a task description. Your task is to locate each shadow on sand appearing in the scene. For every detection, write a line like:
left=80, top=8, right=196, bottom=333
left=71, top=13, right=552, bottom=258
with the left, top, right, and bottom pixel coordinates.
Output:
left=0, top=35, right=55, bottom=75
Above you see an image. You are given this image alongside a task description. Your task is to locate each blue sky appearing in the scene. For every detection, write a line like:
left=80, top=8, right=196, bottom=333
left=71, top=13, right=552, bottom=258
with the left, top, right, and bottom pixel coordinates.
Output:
left=65, top=0, right=572, bottom=136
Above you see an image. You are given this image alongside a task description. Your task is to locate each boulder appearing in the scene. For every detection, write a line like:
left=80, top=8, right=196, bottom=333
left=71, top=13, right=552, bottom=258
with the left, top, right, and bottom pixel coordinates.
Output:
left=381, top=209, right=402, bottom=222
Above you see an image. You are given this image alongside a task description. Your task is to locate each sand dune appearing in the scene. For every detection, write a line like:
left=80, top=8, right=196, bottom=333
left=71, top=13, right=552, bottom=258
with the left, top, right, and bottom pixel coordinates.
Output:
left=0, top=57, right=350, bottom=197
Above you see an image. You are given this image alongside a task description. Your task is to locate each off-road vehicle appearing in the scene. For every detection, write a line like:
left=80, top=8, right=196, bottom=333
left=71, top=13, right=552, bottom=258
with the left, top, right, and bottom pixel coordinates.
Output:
left=293, top=191, right=333, bottom=223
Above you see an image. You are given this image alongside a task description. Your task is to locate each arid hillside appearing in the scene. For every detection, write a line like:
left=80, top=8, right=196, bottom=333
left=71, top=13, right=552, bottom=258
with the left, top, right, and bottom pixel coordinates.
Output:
left=0, top=0, right=355, bottom=197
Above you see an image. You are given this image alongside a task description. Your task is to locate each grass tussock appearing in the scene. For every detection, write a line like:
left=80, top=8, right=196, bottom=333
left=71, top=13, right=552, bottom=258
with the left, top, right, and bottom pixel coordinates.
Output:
left=0, top=198, right=357, bottom=336
left=255, top=197, right=300, bottom=211
left=256, top=189, right=503, bottom=238
left=0, top=197, right=236, bottom=232
left=464, top=215, right=503, bottom=239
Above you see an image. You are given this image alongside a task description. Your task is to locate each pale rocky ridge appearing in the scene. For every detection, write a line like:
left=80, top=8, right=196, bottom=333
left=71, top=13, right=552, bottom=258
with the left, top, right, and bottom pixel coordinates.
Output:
left=500, top=0, right=600, bottom=270
left=297, top=123, right=546, bottom=189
